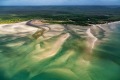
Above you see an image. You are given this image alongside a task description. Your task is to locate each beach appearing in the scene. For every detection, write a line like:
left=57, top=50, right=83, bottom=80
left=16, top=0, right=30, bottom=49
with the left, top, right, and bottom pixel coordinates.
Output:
left=0, top=20, right=120, bottom=80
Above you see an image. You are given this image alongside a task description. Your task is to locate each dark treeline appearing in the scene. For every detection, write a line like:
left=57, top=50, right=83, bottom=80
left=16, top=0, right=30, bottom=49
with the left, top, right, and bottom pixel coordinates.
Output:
left=0, top=6, right=120, bottom=25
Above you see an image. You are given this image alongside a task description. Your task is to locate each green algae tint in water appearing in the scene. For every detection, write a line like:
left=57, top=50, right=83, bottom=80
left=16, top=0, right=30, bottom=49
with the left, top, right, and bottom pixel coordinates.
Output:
left=91, top=24, right=120, bottom=80
left=1, top=24, right=120, bottom=80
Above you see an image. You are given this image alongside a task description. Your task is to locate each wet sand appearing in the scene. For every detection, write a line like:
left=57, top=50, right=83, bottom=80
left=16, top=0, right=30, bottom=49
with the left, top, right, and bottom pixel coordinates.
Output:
left=0, top=20, right=120, bottom=80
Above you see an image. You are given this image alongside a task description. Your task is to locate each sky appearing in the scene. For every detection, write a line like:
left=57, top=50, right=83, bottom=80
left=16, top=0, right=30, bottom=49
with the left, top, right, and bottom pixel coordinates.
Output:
left=0, top=0, right=120, bottom=6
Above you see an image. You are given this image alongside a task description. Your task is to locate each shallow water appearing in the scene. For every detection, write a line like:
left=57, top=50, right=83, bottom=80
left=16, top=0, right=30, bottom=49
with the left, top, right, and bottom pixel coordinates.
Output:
left=91, top=24, right=120, bottom=80
left=0, top=24, right=120, bottom=80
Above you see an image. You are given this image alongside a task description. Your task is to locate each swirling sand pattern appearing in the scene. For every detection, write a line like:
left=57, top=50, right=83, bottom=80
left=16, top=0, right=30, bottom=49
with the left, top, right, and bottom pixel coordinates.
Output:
left=0, top=21, right=120, bottom=80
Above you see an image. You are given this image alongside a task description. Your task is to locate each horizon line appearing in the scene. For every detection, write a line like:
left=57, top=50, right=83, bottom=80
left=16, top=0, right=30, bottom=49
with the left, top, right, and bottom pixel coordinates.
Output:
left=0, top=4, right=120, bottom=6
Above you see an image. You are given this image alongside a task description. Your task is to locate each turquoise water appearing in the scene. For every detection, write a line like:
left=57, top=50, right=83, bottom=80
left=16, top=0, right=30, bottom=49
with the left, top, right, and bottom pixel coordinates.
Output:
left=91, top=24, right=120, bottom=80
left=0, top=24, right=120, bottom=80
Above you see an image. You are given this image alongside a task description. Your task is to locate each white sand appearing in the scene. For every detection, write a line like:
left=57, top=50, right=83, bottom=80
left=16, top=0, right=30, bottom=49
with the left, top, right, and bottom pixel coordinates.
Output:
left=86, top=21, right=120, bottom=50
left=33, top=33, right=70, bottom=61
left=0, top=21, right=65, bottom=40
left=86, top=27, right=98, bottom=50
left=0, top=21, right=37, bottom=37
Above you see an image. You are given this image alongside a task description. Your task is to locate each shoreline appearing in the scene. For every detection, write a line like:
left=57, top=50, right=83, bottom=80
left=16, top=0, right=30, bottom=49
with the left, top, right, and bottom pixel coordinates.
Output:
left=86, top=28, right=98, bottom=50
left=0, top=20, right=120, bottom=50
left=86, top=21, right=120, bottom=50
left=33, top=33, right=70, bottom=61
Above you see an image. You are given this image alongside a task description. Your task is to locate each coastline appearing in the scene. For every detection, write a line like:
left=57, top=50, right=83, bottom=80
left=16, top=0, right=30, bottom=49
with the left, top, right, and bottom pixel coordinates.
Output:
left=86, top=21, right=120, bottom=51
left=86, top=27, right=98, bottom=50
left=0, top=20, right=120, bottom=80
left=0, top=20, right=120, bottom=51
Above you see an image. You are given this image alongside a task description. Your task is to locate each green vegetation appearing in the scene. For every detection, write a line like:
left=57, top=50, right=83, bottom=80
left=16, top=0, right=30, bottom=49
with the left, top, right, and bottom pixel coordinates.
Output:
left=1, top=6, right=120, bottom=25
left=0, top=13, right=120, bottom=26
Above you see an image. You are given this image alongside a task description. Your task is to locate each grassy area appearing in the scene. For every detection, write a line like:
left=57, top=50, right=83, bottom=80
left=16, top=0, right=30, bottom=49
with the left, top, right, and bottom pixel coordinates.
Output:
left=0, top=13, right=120, bottom=25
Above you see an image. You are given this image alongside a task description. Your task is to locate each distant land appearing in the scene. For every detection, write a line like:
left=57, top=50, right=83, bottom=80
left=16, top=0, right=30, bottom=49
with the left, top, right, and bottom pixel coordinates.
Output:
left=0, top=6, right=120, bottom=25
left=0, top=6, right=120, bottom=15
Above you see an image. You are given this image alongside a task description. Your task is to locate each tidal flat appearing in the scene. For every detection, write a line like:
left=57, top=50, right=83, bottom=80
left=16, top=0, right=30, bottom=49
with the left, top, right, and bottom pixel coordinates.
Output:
left=0, top=21, right=120, bottom=80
